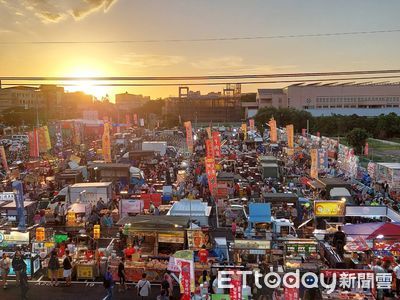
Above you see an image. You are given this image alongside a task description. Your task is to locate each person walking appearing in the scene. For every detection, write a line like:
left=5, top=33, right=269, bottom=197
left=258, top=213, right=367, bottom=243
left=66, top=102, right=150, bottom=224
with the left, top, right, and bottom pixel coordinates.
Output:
left=103, top=267, right=114, bottom=300
left=136, top=273, right=151, bottom=299
left=48, top=250, right=60, bottom=287
left=19, top=266, right=29, bottom=300
left=117, top=257, right=126, bottom=292
left=12, top=250, right=26, bottom=287
left=62, top=250, right=72, bottom=287
left=394, top=259, right=400, bottom=297
left=0, top=253, right=10, bottom=289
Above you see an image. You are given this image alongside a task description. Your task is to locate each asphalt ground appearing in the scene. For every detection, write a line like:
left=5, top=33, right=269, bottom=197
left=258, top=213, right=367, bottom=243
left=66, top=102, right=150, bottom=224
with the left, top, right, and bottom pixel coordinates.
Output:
left=0, top=279, right=179, bottom=300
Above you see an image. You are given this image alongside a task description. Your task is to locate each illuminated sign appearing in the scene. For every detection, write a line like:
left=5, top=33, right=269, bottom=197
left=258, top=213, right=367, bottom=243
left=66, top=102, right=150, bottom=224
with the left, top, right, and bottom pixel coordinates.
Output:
left=314, top=200, right=346, bottom=217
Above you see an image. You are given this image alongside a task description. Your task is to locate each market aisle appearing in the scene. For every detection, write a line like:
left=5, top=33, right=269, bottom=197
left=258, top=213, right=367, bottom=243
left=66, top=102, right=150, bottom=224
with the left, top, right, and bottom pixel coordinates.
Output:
left=0, top=282, right=177, bottom=300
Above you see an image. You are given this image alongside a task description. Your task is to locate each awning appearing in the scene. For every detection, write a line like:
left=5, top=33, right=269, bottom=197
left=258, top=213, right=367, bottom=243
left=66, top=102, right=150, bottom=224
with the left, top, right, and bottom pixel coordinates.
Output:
left=249, top=203, right=271, bottom=223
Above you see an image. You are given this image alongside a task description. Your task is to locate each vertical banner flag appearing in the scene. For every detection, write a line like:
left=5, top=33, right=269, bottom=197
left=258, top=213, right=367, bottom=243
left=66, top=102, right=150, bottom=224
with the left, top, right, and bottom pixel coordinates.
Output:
left=241, top=123, right=247, bottom=141
left=249, top=119, right=255, bottom=131
left=73, top=122, right=81, bottom=145
left=28, top=130, right=39, bottom=158
left=0, top=146, right=8, bottom=172
left=55, top=123, right=63, bottom=151
left=184, top=121, right=193, bottom=153
left=318, top=149, right=328, bottom=170
left=126, top=114, right=131, bottom=127
left=302, top=128, right=306, bottom=137
left=212, top=131, right=221, bottom=157
left=229, top=271, right=242, bottom=300
left=286, top=124, right=294, bottom=149
left=139, top=118, right=145, bottom=127
left=284, top=286, right=300, bottom=300
left=43, top=126, right=52, bottom=150
left=310, top=148, right=318, bottom=179
left=37, top=127, right=47, bottom=153
left=364, top=142, right=369, bottom=156
left=269, top=118, right=277, bottom=143
left=206, top=127, right=212, bottom=139
left=180, top=260, right=191, bottom=300
left=102, top=122, right=112, bottom=163
left=205, top=157, right=217, bottom=195
left=206, top=139, right=214, bottom=158
left=133, top=114, right=138, bottom=125
left=12, top=180, right=25, bottom=231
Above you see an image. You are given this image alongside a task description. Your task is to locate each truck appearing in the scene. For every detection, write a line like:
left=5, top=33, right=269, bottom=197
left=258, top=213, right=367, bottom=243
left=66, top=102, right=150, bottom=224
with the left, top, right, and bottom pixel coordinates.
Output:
left=49, top=182, right=113, bottom=209
left=142, top=141, right=167, bottom=156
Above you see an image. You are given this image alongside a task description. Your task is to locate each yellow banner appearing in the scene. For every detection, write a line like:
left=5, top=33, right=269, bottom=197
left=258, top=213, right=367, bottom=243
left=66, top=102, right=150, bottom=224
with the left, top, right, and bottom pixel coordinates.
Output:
left=241, top=123, right=247, bottom=140
left=286, top=124, right=294, bottom=149
left=269, top=118, right=277, bottom=143
left=102, top=122, right=112, bottom=162
left=43, top=126, right=52, bottom=150
left=310, top=148, right=318, bottom=179
left=314, top=201, right=346, bottom=217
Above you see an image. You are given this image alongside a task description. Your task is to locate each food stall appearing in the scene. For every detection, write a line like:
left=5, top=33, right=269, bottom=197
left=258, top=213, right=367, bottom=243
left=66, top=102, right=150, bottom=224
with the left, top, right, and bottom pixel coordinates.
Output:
left=284, top=240, right=321, bottom=272
left=232, top=239, right=271, bottom=266
left=65, top=203, right=92, bottom=232
left=0, top=201, right=38, bottom=226
left=111, top=215, right=190, bottom=281
left=0, top=230, right=41, bottom=278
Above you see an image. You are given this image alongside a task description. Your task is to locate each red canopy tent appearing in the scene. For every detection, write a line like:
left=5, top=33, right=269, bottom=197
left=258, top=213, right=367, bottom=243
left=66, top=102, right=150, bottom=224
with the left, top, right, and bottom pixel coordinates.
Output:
left=367, top=222, right=400, bottom=239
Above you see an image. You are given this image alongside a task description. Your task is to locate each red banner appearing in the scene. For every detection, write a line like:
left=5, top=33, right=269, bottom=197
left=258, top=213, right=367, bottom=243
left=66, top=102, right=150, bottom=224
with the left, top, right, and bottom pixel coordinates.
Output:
left=230, top=271, right=242, bottom=300
left=28, top=130, right=39, bottom=158
left=180, top=260, right=191, bottom=300
left=284, top=287, right=300, bottom=300
left=206, top=139, right=214, bottom=158
left=205, top=157, right=217, bottom=195
left=140, top=193, right=162, bottom=209
left=212, top=131, right=221, bottom=157
left=184, top=121, right=193, bottom=153
left=102, top=122, right=112, bottom=162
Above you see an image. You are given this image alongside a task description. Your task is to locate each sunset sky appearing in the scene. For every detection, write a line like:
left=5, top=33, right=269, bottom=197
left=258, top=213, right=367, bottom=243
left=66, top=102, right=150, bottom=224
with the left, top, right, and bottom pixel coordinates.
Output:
left=1, top=0, right=400, bottom=100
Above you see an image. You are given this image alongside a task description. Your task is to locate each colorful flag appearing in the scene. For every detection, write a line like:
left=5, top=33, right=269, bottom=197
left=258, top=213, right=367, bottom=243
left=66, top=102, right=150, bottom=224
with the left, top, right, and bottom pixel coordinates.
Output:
left=184, top=121, right=193, bottom=153
left=364, top=142, right=369, bottom=156
left=269, top=118, right=277, bottom=143
left=241, top=123, right=247, bottom=140
left=249, top=119, right=255, bottom=131
left=133, top=114, right=138, bottom=125
left=212, top=131, right=221, bottom=157
left=286, top=124, right=294, bottom=148
left=12, top=181, right=25, bottom=231
left=205, top=157, right=217, bottom=195
left=229, top=271, right=242, bottom=300
left=43, top=126, right=52, bottom=150
left=73, top=122, right=81, bottom=145
left=206, top=127, right=212, bottom=139
left=0, top=146, right=8, bottom=172
left=180, top=260, right=191, bottom=300
left=102, top=122, right=112, bottom=162
left=206, top=139, right=214, bottom=158
left=310, top=148, right=318, bottom=179
left=318, top=149, right=328, bottom=170
left=28, top=130, right=39, bottom=158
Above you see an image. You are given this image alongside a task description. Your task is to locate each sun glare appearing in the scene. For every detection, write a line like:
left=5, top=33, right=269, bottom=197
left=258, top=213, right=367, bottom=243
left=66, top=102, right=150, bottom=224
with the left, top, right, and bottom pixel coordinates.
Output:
left=64, top=67, right=109, bottom=100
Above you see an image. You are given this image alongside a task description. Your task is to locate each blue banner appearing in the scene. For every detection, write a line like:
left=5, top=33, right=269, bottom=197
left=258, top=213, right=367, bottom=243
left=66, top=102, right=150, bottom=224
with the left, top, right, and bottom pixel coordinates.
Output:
left=12, top=181, right=25, bottom=231
left=318, top=149, right=328, bottom=170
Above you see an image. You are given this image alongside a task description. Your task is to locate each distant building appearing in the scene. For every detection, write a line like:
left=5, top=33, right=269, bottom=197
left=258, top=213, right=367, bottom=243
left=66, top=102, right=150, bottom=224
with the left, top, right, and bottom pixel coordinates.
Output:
left=243, top=83, right=400, bottom=117
left=164, top=89, right=243, bottom=123
left=115, top=92, right=150, bottom=111
left=285, top=82, right=400, bottom=110
left=0, top=86, right=44, bottom=112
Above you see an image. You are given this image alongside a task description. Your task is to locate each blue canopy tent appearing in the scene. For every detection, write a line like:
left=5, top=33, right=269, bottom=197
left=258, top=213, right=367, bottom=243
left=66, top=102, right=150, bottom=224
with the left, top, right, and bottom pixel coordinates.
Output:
left=245, top=203, right=271, bottom=238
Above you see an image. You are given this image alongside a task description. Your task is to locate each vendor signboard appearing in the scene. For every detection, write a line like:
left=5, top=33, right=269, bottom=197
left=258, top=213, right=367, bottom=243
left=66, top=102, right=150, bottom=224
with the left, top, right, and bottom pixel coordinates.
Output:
left=314, top=200, right=345, bottom=217
left=285, top=242, right=317, bottom=254
left=0, top=231, right=29, bottom=247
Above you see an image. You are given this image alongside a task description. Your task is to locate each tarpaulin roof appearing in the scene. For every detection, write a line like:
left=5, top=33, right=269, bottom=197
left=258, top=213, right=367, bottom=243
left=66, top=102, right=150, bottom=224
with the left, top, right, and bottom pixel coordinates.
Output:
left=343, top=222, right=400, bottom=240
left=249, top=203, right=271, bottom=223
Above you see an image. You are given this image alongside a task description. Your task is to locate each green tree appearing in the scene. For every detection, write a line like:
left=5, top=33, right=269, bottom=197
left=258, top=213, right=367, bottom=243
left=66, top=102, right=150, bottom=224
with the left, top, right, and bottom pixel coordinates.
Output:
left=346, top=128, right=369, bottom=155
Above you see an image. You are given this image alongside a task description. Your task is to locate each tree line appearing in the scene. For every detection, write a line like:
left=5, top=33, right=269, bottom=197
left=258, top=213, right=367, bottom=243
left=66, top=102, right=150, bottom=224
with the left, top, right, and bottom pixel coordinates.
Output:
left=254, top=107, right=400, bottom=139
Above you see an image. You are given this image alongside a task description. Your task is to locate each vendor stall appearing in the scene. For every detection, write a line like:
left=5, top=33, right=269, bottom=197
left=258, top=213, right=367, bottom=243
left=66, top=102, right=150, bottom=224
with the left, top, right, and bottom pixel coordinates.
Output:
left=167, top=199, right=211, bottom=226
left=66, top=202, right=92, bottom=231
left=284, top=240, right=321, bottom=272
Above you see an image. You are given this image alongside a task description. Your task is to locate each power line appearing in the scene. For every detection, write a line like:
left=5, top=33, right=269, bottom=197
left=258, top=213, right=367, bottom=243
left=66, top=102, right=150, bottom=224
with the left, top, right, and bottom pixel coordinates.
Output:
left=1, top=28, right=400, bottom=45
left=2, top=75, right=400, bottom=87
left=2, top=69, right=400, bottom=81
